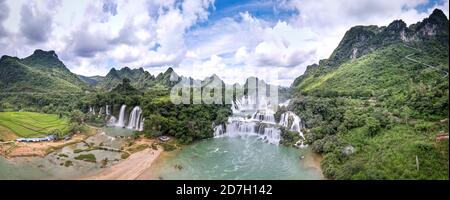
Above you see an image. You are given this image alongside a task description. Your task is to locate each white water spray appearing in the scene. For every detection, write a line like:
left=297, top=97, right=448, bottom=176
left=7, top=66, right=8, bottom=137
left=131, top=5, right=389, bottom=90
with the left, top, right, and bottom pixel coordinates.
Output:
left=106, top=105, right=111, bottom=116
left=115, top=105, right=126, bottom=128
left=104, top=104, right=145, bottom=131
left=216, top=97, right=307, bottom=147
left=127, top=106, right=143, bottom=130
left=280, top=111, right=307, bottom=148
left=215, top=96, right=281, bottom=144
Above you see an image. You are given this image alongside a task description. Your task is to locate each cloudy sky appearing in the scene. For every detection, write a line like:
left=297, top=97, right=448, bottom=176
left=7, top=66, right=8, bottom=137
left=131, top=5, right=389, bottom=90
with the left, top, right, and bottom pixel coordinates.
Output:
left=0, top=0, right=448, bottom=86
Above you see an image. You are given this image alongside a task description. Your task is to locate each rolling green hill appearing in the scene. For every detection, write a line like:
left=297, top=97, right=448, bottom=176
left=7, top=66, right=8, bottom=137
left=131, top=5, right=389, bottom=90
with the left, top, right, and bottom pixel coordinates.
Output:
left=97, top=67, right=156, bottom=90
left=290, top=9, right=449, bottom=179
left=77, top=75, right=104, bottom=86
left=0, top=50, right=87, bottom=93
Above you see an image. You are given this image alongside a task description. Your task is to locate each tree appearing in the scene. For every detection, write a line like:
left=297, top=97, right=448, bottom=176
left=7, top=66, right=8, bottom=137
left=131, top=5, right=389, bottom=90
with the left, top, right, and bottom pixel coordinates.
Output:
left=70, top=110, right=85, bottom=125
left=365, top=117, right=381, bottom=137
left=111, top=78, right=140, bottom=95
left=50, top=129, right=64, bottom=140
left=68, top=123, right=86, bottom=134
left=401, top=106, right=412, bottom=124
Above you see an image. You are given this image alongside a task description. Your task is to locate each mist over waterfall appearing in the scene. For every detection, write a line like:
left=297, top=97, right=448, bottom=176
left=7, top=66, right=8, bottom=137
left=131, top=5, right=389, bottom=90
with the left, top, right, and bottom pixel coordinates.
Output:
left=215, top=96, right=306, bottom=146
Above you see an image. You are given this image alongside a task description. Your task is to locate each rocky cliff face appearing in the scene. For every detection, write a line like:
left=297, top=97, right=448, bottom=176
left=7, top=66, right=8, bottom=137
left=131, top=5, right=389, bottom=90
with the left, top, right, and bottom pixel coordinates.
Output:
left=324, top=9, right=448, bottom=69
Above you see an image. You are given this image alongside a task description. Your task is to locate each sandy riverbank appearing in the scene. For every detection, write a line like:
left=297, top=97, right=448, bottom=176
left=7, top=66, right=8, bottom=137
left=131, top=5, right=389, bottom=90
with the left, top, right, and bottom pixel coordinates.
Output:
left=303, top=152, right=324, bottom=178
left=82, top=147, right=162, bottom=180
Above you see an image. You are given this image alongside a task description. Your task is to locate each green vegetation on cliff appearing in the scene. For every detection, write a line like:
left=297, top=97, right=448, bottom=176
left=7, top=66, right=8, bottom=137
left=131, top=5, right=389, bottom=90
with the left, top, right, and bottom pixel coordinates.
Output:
left=290, top=9, right=449, bottom=180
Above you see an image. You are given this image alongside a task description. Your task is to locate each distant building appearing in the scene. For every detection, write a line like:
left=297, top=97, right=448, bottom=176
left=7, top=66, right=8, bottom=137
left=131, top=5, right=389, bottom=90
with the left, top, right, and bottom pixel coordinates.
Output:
left=16, top=135, right=56, bottom=142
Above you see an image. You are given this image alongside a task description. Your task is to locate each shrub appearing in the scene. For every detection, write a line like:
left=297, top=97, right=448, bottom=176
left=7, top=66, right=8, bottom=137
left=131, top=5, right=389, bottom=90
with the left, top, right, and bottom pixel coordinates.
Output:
left=101, top=158, right=109, bottom=168
left=365, top=117, right=381, bottom=137
left=74, top=154, right=96, bottom=163
left=73, top=149, right=84, bottom=153
left=121, top=153, right=130, bottom=159
left=58, top=153, right=68, bottom=158
left=64, top=160, right=73, bottom=167
left=280, top=129, right=301, bottom=146
left=68, top=123, right=87, bottom=134
left=161, top=143, right=176, bottom=152
left=414, top=121, right=434, bottom=133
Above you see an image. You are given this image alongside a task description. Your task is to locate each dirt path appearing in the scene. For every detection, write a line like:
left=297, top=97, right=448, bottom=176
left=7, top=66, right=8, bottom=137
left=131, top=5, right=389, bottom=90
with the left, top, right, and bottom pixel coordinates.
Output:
left=403, top=44, right=449, bottom=77
left=82, top=147, right=162, bottom=180
left=1, top=134, right=87, bottom=158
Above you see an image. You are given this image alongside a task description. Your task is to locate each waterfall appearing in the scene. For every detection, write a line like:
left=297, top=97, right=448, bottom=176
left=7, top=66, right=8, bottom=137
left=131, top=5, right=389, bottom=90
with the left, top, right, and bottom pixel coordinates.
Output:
left=279, top=111, right=304, bottom=138
left=213, top=124, right=224, bottom=137
left=233, top=96, right=256, bottom=112
left=214, top=95, right=281, bottom=145
left=280, top=111, right=307, bottom=148
left=279, top=99, right=290, bottom=108
left=98, top=107, right=104, bottom=117
left=231, top=101, right=240, bottom=114
left=106, top=105, right=111, bottom=116
left=108, top=116, right=117, bottom=126
left=215, top=97, right=306, bottom=147
left=115, top=105, right=126, bottom=128
left=139, top=118, right=145, bottom=131
left=103, top=104, right=144, bottom=131
left=251, top=110, right=276, bottom=124
left=127, top=106, right=143, bottom=130
left=262, top=127, right=281, bottom=145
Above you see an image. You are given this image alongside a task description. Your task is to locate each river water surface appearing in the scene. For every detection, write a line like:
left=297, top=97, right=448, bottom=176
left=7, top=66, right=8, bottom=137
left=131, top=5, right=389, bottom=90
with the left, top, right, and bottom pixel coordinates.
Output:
left=140, top=136, right=323, bottom=180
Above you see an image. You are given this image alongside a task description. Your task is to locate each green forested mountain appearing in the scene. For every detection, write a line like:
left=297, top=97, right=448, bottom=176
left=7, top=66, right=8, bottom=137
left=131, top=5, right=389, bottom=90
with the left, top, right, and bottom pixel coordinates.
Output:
left=94, top=67, right=155, bottom=90
left=0, top=50, right=87, bottom=93
left=290, top=9, right=449, bottom=179
left=77, top=75, right=104, bottom=86
left=80, top=67, right=183, bottom=91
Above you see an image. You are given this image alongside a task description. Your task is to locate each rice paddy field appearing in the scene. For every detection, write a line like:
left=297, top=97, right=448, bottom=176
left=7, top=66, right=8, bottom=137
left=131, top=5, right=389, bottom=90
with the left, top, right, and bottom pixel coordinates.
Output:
left=0, top=112, right=69, bottom=138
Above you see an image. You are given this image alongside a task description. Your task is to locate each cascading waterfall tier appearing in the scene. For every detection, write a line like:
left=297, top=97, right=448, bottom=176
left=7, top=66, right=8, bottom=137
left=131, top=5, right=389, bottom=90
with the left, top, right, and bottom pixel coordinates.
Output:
left=115, top=105, right=127, bottom=128
left=127, top=106, right=144, bottom=130
left=215, top=96, right=281, bottom=144
left=279, top=111, right=303, bottom=138
left=215, top=97, right=307, bottom=147
left=251, top=110, right=276, bottom=124
left=279, top=111, right=307, bottom=148
left=101, top=104, right=144, bottom=131
left=231, top=95, right=272, bottom=114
